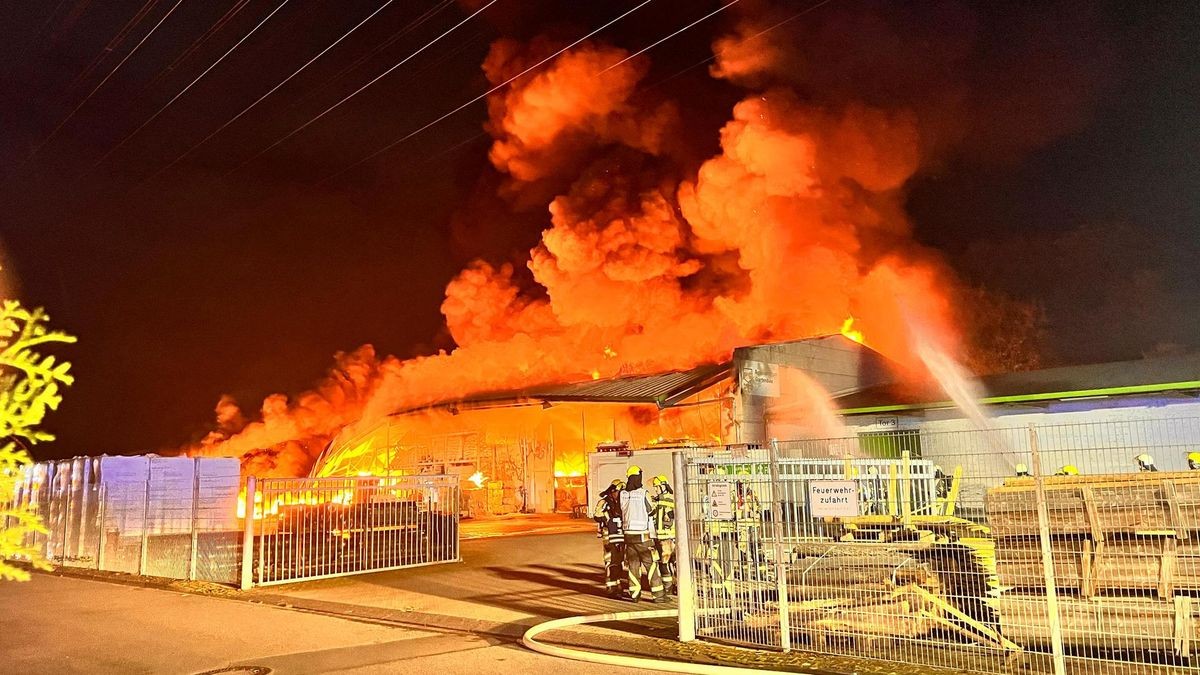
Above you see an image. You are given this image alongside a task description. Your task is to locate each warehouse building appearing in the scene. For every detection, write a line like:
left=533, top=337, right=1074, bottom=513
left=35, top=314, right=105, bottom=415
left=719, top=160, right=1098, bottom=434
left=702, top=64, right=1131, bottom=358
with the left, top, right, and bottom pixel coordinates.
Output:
left=313, top=329, right=1200, bottom=515
left=312, top=334, right=893, bottom=514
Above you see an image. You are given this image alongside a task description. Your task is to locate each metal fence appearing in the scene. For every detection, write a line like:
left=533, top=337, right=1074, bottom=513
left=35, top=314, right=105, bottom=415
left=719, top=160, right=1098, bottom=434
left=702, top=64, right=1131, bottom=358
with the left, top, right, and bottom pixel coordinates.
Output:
left=10, top=457, right=243, bottom=584
left=243, top=474, right=461, bottom=587
left=676, top=417, right=1200, bottom=675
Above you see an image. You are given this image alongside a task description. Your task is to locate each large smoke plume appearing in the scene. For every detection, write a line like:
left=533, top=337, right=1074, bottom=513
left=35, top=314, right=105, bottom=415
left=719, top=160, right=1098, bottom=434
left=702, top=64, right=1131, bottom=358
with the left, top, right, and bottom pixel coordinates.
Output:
left=194, top=2, right=1100, bottom=476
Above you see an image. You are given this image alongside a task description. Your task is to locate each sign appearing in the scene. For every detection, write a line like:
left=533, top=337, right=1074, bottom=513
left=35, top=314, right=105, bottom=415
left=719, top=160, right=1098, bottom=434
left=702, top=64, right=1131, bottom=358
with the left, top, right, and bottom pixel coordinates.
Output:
left=809, top=480, right=860, bottom=518
left=707, top=481, right=734, bottom=520
left=740, top=361, right=780, bottom=397
left=875, top=416, right=899, bottom=429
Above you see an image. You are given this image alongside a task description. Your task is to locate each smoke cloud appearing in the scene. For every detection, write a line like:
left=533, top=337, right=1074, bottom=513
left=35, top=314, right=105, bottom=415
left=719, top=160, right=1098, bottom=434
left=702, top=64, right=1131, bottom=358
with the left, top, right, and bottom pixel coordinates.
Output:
left=193, top=2, right=1101, bottom=476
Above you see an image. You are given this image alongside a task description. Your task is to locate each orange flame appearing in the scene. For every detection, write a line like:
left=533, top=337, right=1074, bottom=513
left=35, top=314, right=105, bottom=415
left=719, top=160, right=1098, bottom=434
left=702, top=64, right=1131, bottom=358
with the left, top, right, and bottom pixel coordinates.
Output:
left=841, top=316, right=865, bottom=345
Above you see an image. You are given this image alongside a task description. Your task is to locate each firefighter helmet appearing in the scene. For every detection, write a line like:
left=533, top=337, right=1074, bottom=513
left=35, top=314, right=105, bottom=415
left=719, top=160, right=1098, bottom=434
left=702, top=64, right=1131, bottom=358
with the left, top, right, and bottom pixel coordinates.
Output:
left=1015, top=463, right=1030, bottom=477
left=1056, top=465, right=1079, bottom=476
left=1189, top=452, right=1200, bottom=469
left=610, top=479, right=625, bottom=489
left=1135, top=453, right=1155, bottom=465
left=652, top=474, right=671, bottom=489
left=626, top=465, right=642, bottom=477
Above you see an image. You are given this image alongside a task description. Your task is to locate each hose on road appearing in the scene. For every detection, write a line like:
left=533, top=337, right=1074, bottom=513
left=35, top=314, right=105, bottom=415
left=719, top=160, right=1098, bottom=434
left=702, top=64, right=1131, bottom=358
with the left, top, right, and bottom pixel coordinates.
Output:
left=521, top=608, right=800, bottom=674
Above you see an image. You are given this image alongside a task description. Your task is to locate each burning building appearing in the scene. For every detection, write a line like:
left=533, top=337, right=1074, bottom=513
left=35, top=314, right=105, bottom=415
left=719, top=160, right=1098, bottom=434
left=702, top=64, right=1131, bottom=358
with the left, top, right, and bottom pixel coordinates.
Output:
left=312, top=334, right=896, bottom=514
left=190, top=4, right=1100, bottom=492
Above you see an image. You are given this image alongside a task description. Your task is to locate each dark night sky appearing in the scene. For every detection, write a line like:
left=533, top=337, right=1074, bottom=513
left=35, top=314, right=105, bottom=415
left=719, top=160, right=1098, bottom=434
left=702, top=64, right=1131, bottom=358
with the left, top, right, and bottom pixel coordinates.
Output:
left=1, top=1, right=1198, bottom=460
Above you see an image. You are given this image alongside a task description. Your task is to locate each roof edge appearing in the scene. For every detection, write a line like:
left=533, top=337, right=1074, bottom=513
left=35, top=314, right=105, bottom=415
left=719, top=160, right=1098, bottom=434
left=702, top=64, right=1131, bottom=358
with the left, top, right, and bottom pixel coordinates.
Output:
left=839, top=380, right=1200, bottom=416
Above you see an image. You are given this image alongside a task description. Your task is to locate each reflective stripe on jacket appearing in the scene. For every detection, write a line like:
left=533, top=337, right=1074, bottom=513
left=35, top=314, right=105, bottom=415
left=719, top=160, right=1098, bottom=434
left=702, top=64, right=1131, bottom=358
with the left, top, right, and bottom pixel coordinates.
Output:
left=651, top=492, right=675, bottom=539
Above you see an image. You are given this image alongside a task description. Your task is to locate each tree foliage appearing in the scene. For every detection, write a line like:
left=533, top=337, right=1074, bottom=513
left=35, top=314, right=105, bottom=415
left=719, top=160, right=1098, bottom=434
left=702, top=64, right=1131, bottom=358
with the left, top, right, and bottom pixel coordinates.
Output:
left=959, top=286, right=1047, bottom=375
left=0, top=299, right=76, bottom=581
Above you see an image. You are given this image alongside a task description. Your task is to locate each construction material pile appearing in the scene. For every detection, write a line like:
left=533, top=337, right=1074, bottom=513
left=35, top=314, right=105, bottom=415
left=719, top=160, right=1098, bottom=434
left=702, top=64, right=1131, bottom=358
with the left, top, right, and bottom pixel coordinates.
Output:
left=986, top=472, right=1200, bottom=656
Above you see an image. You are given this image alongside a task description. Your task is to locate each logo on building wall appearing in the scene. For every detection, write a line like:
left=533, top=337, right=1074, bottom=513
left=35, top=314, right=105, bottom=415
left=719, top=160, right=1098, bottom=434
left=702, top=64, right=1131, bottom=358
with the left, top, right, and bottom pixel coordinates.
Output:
left=740, top=361, right=780, bottom=398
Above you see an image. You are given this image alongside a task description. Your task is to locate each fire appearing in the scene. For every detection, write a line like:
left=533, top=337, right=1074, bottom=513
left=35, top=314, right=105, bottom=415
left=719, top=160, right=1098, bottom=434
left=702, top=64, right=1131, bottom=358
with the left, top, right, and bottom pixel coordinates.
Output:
left=191, top=12, right=978, bottom=479
left=467, top=471, right=486, bottom=488
left=841, top=316, right=865, bottom=345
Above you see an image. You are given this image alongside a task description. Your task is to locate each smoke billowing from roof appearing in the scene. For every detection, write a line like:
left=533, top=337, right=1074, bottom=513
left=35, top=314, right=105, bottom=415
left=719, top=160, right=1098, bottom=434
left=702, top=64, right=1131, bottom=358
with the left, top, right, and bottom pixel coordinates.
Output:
left=194, top=1, right=1109, bottom=476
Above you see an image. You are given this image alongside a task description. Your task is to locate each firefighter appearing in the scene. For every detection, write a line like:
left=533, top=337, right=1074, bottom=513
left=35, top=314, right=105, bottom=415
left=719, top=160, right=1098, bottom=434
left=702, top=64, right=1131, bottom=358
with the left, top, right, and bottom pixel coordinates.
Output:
left=1189, top=452, right=1200, bottom=470
left=933, top=465, right=951, bottom=498
left=620, top=465, right=665, bottom=603
left=734, top=481, right=763, bottom=572
left=1135, top=453, right=1159, bottom=472
left=593, top=479, right=625, bottom=598
left=650, top=474, right=676, bottom=595
left=1015, top=463, right=1031, bottom=477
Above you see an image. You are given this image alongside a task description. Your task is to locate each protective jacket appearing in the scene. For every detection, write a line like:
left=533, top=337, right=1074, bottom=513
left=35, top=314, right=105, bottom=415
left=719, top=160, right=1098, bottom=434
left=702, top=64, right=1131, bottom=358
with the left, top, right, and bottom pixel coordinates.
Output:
left=620, top=480, right=656, bottom=536
left=594, top=491, right=624, bottom=544
left=651, top=489, right=675, bottom=539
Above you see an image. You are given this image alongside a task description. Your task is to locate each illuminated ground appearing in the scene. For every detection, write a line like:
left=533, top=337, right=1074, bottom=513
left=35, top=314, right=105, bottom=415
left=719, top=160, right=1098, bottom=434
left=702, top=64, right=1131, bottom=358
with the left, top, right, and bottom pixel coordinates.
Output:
left=2, top=573, right=640, bottom=674
left=459, top=512, right=596, bottom=540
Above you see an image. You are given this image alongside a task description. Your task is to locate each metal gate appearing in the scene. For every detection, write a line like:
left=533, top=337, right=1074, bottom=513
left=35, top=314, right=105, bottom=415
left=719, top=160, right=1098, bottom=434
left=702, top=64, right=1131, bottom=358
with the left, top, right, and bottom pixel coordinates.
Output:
left=674, top=418, right=1200, bottom=675
left=242, top=474, right=460, bottom=587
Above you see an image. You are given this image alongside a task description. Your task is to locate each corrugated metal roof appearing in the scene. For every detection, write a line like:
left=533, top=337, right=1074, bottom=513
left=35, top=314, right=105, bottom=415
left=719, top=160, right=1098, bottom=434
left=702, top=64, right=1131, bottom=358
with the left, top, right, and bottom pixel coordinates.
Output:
left=528, top=362, right=731, bottom=405
left=386, top=361, right=733, bottom=417
left=836, top=352, right=1200, bottom=414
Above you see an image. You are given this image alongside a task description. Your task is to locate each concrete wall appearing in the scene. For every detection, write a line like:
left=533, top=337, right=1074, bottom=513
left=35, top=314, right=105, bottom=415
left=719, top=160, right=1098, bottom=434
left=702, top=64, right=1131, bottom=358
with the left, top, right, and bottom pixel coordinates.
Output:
left=733, top=335, right=895, bottom=443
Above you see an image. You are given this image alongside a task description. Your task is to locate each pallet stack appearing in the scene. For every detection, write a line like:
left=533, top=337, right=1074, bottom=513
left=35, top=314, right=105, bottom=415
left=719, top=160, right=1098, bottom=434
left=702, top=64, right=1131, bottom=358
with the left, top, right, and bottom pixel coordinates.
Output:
left=986, top=472, right=1200, bottom=656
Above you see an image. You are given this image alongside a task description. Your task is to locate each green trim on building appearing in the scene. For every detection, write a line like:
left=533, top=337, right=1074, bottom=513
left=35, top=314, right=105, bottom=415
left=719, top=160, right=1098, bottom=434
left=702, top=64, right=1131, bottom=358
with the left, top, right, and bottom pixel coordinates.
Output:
left=839, top=380, right=1200, bottom=416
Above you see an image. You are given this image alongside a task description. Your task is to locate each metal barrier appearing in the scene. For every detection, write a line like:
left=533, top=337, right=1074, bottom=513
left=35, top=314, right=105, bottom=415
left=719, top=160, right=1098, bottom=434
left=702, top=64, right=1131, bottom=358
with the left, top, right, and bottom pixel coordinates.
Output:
left=10, top=456, right=242, bottom=584
left=677, top=417, right=1200, bottom=675
left=244, top=474, right=460, bottom=587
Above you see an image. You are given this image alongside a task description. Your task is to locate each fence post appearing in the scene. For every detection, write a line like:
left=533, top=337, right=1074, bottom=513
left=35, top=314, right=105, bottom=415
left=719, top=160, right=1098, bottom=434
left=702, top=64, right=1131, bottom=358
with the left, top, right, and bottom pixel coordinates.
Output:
left=767, top=440, right=791, bottom=651
left=138, top=470, right=152, bottom=576
left=240, top=476, right=257, bottom=590
left=1029, top=424, right=1068, bottom=675
left=672, top=451, right=696, bottom=643
left=188, top=459, right=201, bottom=581
left=96, top=483, right=107, bottom=571
left=61, top=467, right=74, bottom=565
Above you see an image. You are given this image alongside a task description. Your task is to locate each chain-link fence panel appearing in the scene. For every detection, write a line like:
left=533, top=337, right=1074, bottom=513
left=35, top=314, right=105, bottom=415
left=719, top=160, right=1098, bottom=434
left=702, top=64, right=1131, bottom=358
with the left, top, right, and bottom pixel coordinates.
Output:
left=249, top=474, right=460, bottom=586
left=678, top=418, right=1200, bottom=675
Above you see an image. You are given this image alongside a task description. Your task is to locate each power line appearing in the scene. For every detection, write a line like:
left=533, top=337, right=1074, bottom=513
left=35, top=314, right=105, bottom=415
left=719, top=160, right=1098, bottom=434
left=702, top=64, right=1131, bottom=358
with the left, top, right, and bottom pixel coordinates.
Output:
left=323, top=0, right=824, bottom=184
left=599, top=0, right=744, bottom=76
left=145, top=0, right=251, bottom=92
left=92, top=0, right=294, bottom=170
left=225, top=0, right=499, bottom=177
left=648, top=0, right=835, bottom=90
left=286, top=0, right=456, bottom=112
left=317, top=0, right=657, bottom=184
left=30, top=0, right=186, bottom=160
left=148, top=0, right=398, bottom=182
left=63, top=0, right=161, bottom=95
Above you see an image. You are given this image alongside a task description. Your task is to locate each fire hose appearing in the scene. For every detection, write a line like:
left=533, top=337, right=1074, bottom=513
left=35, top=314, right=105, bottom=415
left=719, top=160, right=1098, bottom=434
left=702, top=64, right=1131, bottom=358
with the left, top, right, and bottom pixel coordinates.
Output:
left=521, top=608, right=802, bottom=674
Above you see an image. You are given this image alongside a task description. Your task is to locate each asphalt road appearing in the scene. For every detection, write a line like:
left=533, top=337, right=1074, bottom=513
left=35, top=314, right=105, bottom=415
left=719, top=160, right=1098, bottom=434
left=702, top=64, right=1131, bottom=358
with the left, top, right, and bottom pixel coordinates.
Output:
left=0, top=573, right=641, bottom=674
left=254, top=529, right=674, bottom=629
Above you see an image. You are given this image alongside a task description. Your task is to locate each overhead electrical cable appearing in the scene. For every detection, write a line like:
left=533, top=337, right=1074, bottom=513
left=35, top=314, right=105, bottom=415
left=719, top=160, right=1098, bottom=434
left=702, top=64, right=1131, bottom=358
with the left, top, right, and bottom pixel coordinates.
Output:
left=321, top=0, right=754, bottom=183
left=599, top=0, right=744, bottom=76
left=92, top=0, right=294, bottom=170
left=145, top=0, right=251, bottom=92
left=287, top=0, right=456, bottom=112
left=64, top=0, right=161, bottom=94
left=224, top=0, right=499, bottom=176
left=148, top=0, right=398, bottom=180
left=648, top=0, right=835, bottom=89
left=316, top=0, right=657, bottom=183
left=367, top=0, right=836, bottom=181
left=30, top=0, right=186, bottom=159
